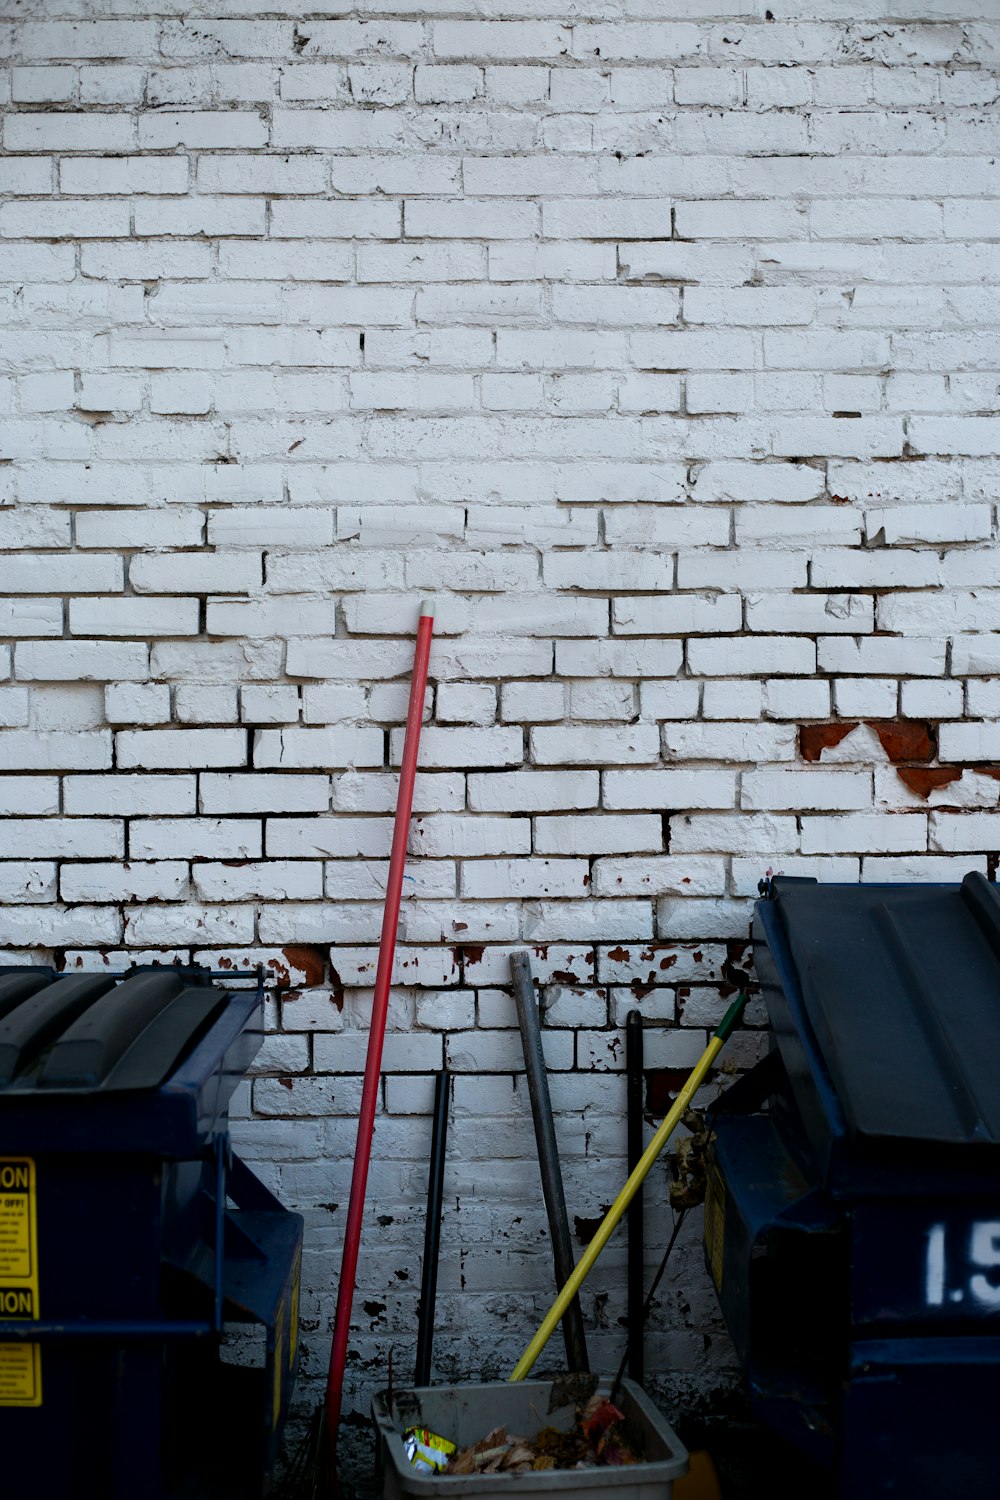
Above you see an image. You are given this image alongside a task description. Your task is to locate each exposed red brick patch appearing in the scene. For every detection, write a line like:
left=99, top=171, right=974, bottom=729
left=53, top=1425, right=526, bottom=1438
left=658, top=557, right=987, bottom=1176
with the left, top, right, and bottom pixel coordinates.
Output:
left=607, top=945, right=630, bottom=962
left=281, top=945, right=327, bottom=988
left=645, top=1068, right=693, bottom=1114
left=329, top=965, right=345, bottom=1010
left=574, top=1208, right=612, bottom=1245
left=873, top=721, right=934, bottom=763
left=800, top=722, right=858, bottom=761
left=897, top=767, right=962, bottom=798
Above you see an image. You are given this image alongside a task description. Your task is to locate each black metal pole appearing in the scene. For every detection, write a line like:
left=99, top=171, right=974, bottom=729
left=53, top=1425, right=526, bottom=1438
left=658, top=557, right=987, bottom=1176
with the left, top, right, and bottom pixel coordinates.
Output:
left=510, top=952, right=590, bottom=1374
left=626, top=1009, right=645, bottom=1385
left=414, top=1067, right=449, bottom=1386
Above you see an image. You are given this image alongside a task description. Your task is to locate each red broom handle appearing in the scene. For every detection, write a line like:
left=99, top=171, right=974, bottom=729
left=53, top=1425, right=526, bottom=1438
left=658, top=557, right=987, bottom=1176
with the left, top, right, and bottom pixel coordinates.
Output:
left=325, top=600, right=436, bottom=1458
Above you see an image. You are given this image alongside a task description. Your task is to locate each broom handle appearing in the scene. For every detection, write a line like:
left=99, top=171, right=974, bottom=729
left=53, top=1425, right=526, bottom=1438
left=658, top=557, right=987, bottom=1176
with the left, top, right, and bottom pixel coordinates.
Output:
left=325, top=601, right=436, bottom=1456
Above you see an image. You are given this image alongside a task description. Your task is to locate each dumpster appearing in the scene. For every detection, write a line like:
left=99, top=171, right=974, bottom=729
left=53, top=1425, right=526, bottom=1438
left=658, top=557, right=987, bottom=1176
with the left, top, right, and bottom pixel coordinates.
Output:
left=373, top=1379, right=689, bottom=1499
left=704, top=872, right=1000, bottom=1497
left=0, top=964, right=303, bottom=1500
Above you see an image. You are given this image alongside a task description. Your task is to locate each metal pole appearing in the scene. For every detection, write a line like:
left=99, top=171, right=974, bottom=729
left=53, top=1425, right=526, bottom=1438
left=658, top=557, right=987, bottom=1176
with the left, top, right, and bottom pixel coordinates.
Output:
left=325, top=601, right=436, bottom=1459
left=414, top=1068, right=450, bottom=1386
left=625, top=1010, right=644, bottom=1385
left=510, top=952, right=590, bottom=1374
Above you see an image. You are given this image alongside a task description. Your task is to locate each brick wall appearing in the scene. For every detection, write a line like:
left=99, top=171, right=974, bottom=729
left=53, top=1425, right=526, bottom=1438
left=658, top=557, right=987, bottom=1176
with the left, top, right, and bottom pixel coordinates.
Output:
left=2, top=0, right=999, bottom=1451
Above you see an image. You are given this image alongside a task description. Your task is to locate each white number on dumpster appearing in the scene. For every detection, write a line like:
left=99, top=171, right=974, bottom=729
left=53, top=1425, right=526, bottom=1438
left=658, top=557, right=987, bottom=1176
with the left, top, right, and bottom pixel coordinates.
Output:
left=924, top=1221, right=1000, bottom=1308
left=970, top=1222, right=1000, bottom=1307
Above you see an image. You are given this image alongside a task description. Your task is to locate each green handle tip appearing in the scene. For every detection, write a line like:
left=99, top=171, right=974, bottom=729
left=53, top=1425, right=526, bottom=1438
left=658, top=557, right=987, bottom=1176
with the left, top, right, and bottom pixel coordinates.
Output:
left=714, top=991, right=749, bottom=1043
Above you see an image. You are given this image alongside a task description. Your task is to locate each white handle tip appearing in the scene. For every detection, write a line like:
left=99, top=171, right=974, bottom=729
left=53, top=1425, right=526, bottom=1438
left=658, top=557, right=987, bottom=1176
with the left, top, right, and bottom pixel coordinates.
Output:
left=420, top=598, right=437, bottom=620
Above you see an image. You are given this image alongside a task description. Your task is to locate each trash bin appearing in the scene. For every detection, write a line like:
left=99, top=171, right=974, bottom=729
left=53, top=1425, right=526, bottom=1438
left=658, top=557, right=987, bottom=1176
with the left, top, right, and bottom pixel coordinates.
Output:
left=705, top=873, right=1000, bottom=1497
left=0, top=964, right=303, bottom=1500
left=373, top=1379, right=689, bottom=1499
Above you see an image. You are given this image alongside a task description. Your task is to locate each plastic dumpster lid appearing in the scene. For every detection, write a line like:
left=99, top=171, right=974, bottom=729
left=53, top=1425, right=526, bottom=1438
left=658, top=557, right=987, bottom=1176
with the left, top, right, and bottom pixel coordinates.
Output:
left=0, top=970, right=227, bottom=1092
left=769, top=871, right=1000, bottom=1147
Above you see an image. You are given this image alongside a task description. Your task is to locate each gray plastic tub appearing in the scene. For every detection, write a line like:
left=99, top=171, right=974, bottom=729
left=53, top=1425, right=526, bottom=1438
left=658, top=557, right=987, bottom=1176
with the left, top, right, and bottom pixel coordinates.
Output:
left=372, top=1379, right=689, bottom=1499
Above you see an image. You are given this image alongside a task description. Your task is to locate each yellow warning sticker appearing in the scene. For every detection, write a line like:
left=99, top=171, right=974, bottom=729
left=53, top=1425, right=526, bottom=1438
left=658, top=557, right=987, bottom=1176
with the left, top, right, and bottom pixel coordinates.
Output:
left=704, top=1157, right=726, bottom=1293
left=0, top=1157, right=41, bottom=1407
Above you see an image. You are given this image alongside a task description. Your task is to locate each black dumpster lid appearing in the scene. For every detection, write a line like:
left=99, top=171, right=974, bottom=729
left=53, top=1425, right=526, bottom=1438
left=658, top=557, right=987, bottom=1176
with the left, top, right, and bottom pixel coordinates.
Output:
left=767, top=872, right=1000, bottom=1148
left=0, top=968, right=228, bottom=1093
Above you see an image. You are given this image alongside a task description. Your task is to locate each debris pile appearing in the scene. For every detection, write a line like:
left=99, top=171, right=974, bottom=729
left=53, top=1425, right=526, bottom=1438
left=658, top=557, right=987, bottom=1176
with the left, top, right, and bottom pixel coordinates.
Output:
left=441, top=1392, right=642, bottom=1476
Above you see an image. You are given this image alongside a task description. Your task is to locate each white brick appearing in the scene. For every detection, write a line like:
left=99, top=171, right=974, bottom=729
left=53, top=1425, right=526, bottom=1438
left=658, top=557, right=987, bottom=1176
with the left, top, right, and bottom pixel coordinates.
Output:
left=0, top=906, right=121, bottom=946
left=130, top=820, right=261, bottom=860
left=80, top=65, right=144, bottom=105
left=327, top=859, right=456, bottom=901
left=1, top=199, right=131, bottom=239
left=662, top=723, right=798, bottom=762
left=639, top=682, right=701, bottom=721
left=670, top=813, right=798, bottom=856
left=930, top=812, right=1000, bottom=853
left=591, top=855, right=725, bottom=897
left=254, top=728, right=383, bottom=769
left=16, top=642, right=149, bottom=682
left=535, top=815, right=662, bottom=855
left=531, top=724, right=660, bottom=766
left=500, top=682, right=566, bottom=724
left=0, top=688, right=28, bottom=728
left=117, top=730, right=247, bottom=770
left=467, top=771, right=598, bottom=812
left=602, top=769, right=736, bottom=809
left=901, top=680, right=964, bottom=720
left=435, top=683, right=496, bottom=726
left=818, top=638, right=947, bottom=677
left=556, top=641, right=684, bottom=678
left=939, top=723, right=1000, bottom=764
left=241, top=686, right=301, bottom=724
left=702, top=681, right=763, bottom=721
left=415, top=65, right=482, bottom=103
left=124, top=904, right=254, bottom=946
left=390, top=726, right=522, bottom=769
left=131, top=553, right=261, bottom=595
left=0, top=862, right=57, bottom=903
left=174, top=685, right=239, bottom=724
left=801, top=813, right=928, bottom=855
left=0, top=777, right=58, bottom=815
left=0, top=731, right=111, bottom=770
left=614, top=595, right=742, bottom=636
left=63, top=775, right=195, bottom=816
left=193, top=861, right=323, bottom=902
left=133, top=199, right=266, bottom=238
left=746, top=592, right=874, bottom=636
left=568, top=680, right=635, bottom=721
left=61, top=862, right=188, bottom=902
left=545, top=552, right=673, bottom=592
left=687, top=638, right=816, bottom=677
left=833, top=678, right=899, bottom=719
left=69, top=598, right=198, bottom=638
left=461, top=859, right=589, bottom=899
left=0, top=818, right=121, bottom=858
left=742, top=770, right=872, bottom=811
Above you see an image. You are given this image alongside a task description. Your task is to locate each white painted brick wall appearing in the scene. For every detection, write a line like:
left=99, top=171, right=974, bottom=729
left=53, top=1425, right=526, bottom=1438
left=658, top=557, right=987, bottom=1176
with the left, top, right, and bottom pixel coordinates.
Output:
left=1, top=0, right=999, bottom=1465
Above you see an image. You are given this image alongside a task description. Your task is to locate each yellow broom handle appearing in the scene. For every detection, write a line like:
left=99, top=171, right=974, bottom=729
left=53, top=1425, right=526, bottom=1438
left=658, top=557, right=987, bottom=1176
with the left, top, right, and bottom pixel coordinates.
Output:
left=510, top=994, right=747, bottom=1383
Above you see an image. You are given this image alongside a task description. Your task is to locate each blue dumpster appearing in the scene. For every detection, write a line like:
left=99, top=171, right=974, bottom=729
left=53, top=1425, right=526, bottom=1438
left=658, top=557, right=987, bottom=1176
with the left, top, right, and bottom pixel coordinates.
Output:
left=0, top=964, right=303, bottom=1500
left=705, top=873, right=1000, bottom=1497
